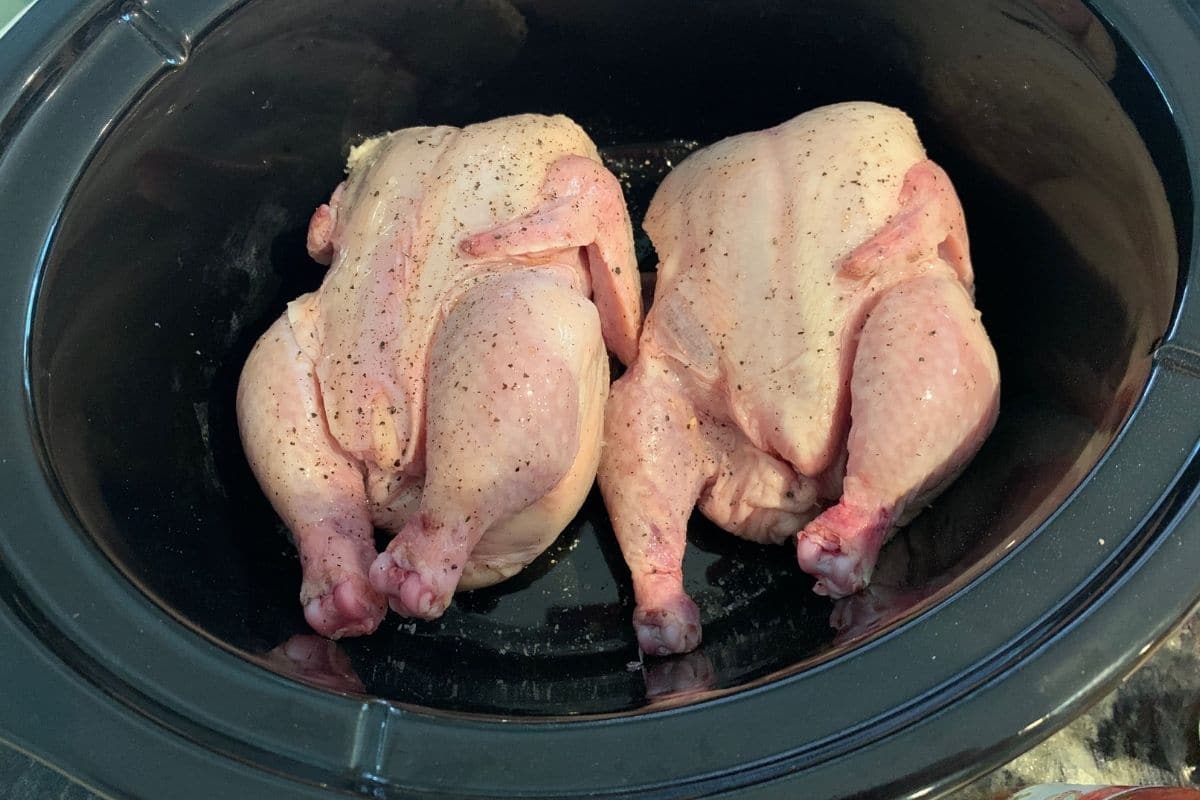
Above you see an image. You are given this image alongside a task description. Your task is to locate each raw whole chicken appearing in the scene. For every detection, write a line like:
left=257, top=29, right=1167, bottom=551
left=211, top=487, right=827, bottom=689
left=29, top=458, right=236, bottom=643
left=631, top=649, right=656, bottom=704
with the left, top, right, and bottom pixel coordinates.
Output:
left=598, top=102, right=1000, bottom=655
left=238, top=114, right=641, bottom=638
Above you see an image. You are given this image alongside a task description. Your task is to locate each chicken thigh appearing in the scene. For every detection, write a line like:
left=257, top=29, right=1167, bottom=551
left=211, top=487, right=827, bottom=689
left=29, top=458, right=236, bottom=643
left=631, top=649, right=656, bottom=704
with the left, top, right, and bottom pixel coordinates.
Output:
left=598, top=102, right=999, bottom=655
left=238, top=114, right=641, bottom=638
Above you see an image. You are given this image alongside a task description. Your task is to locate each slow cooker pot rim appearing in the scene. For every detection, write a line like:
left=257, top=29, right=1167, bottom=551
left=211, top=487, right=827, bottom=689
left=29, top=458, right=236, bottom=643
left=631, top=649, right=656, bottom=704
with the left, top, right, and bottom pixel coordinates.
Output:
left=3, top=0, right=1200, bottom=797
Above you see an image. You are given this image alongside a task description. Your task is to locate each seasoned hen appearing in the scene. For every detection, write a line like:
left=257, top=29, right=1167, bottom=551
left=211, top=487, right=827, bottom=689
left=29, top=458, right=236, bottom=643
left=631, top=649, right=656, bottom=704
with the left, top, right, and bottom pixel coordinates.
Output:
left=238, top=114, right=641, bottom=638
left=598, top=102, right=999, bottom=655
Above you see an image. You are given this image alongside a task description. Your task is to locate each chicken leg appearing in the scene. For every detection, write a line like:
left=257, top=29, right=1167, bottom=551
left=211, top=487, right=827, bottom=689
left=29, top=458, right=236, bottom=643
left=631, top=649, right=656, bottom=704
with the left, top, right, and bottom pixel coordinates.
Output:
left=598, top=355, right=714, bottom=655
left=369, top=268, right=606, bottom=617
left=237, top=311, right=387, bottom=639
left=796, top=269, right=1000, bottom=596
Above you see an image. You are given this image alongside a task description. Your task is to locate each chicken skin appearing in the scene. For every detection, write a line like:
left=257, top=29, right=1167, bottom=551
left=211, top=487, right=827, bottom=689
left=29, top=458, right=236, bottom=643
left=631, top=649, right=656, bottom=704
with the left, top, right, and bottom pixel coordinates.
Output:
left=238, top=114, right=641, bottom=638
left=598, top=102, right=999, bottom=655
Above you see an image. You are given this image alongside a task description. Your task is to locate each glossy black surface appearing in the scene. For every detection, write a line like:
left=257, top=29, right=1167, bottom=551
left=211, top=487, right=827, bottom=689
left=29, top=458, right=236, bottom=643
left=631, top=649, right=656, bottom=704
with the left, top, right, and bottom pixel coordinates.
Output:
left=26, top=0, right=1185, bottom=715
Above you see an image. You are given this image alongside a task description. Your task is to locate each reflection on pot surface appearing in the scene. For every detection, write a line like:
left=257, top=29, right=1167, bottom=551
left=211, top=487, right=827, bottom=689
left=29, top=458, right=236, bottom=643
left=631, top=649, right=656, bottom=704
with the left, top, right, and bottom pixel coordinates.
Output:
left=262, top=635, right=365, bottom=694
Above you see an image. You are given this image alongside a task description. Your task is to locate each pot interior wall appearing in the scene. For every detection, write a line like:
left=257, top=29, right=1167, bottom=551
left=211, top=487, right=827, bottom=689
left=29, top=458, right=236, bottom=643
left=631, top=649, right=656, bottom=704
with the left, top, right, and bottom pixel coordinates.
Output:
left=29, top=0, right=1186, bottom=715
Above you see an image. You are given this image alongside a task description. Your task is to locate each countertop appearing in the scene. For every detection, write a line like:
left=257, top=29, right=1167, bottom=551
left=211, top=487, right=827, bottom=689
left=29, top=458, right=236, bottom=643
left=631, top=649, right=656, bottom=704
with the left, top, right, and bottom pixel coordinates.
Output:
left=958, top=615, right=1200, bottom=797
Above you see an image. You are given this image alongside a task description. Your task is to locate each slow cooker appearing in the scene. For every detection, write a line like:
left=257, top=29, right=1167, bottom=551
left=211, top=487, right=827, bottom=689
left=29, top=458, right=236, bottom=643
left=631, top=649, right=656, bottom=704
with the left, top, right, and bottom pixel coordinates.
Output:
left=2, top=0, right=1199, bottom=797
